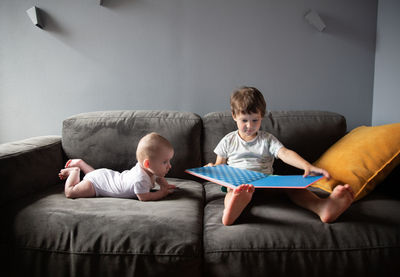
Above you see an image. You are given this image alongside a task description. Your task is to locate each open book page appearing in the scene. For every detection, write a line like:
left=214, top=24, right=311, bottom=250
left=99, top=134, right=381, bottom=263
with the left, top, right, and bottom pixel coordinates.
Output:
left=186, top=164, right=324, bottom=189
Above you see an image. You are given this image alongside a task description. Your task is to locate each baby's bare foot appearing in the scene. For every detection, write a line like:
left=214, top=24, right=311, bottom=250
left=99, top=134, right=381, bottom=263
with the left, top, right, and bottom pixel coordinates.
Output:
left=222, top=184, right=255, bottom=226
left=65, top=159, right=94, bottom=174
left=65, top=159, right=82, bottom=168
left=58, top=167, right=80, bottom=180
left=319, top=184, right=354, bottom=223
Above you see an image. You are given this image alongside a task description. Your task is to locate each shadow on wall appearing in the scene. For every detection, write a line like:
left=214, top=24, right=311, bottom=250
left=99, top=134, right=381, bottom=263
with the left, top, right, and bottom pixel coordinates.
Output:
left=100, top=0, right=137, bottom=9
left=322, top=13, right=376, bottom=53
left=39, top=9, right=70, bottom=37
left=38, top=0, right=137, bottom=35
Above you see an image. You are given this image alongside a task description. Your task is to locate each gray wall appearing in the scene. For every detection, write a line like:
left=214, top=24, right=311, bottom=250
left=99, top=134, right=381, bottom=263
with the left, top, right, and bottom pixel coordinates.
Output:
left=0, top=0, right=377, bottom=143
left=372, top=0, right=400, bottom=126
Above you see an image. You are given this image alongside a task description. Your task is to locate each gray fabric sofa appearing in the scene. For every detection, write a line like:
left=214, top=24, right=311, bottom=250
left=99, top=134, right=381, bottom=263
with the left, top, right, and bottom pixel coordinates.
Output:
left=1, top=110, right=399, bottom=277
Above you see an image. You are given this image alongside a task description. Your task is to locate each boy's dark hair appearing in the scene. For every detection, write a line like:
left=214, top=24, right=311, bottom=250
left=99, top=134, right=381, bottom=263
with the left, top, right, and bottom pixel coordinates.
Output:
left=230, top=86, right=266, bottom=117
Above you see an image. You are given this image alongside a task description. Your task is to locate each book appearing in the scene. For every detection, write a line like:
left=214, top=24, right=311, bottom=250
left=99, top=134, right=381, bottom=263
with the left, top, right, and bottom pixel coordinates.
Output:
left=185, top=164, right=324, bottom=189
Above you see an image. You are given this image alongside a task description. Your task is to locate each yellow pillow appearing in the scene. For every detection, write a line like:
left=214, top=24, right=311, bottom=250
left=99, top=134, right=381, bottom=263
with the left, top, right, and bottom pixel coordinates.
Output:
left=312, top=123, right=400, bottom=201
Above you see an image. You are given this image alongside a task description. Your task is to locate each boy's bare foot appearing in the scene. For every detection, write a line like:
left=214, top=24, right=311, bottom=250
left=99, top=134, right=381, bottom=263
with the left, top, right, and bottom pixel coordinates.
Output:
left=319, top=184, right=354, bottom=223
left=222, top=184, right=255, bottom=226
left=58, top=167, right=80, bottom=180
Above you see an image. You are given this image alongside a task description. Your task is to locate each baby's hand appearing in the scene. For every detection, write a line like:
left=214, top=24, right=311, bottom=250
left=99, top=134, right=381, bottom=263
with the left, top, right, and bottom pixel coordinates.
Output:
left=159, top=183, right=175, bottom=195
left=157, top=177, right=176, bottom=193
left=204, top=163, right=215, bottom=167
left=167, top=184, right=177, bottom=190
left=165, top=184, right=177, bottom=194
left=157, top=177, right=169, bottom=186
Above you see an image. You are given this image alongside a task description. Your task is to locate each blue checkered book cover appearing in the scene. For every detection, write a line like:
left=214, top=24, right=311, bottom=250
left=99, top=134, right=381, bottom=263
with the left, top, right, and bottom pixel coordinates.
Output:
left=185, top=164, right=324, bottom=189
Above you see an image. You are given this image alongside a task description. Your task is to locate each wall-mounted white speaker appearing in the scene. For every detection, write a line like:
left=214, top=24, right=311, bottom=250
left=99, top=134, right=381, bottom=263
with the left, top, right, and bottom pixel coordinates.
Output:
left=26, top=6, right=44, bottom=29
left=304, top=9, right=326, bottom=32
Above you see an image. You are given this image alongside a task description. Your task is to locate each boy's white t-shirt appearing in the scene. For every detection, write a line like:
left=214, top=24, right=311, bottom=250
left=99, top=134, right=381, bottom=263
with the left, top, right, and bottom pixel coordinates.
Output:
left=83, top=162, right=155, bottom=198
left=214, top=130, right=283, bottom=174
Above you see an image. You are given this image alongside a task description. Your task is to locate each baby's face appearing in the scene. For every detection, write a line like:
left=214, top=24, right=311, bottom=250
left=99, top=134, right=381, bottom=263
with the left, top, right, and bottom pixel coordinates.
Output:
left=233, top=111, right=262, bottom=141
left=149, top=147, right=174, bottom=177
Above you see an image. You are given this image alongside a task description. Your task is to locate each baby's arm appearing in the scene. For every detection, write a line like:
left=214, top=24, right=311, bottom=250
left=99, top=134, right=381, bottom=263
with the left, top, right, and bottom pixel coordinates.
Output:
left=136, top=177, right=175, bottom=201
left=136, top=187, right=170, bottom=201
left=156, top=177, right=176, bottom=190
left=277, top=147, right=330, bottom=178
left=205, top=155, right=227, bottom=167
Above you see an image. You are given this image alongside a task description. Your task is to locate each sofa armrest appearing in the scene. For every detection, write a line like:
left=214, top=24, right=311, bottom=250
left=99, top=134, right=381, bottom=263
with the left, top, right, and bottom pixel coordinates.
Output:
left=0, top=136, right=64, bottom=206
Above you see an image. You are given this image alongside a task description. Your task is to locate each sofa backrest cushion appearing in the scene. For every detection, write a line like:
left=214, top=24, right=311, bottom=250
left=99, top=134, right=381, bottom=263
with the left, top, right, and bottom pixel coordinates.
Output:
left=62, top=110, right=202, bottom=179
left=0, top=136, right=63, bottom=206
left=202, top=110, right=347, bottom=174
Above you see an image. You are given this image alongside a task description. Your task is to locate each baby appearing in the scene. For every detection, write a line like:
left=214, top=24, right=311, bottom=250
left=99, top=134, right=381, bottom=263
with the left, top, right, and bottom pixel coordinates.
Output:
left=58, top=132, right=176, bottom=201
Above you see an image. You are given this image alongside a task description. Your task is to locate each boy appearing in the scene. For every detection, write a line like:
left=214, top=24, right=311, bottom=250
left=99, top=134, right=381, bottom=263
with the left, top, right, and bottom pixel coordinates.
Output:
left=207, top=87, right=354, bottom=225
left=58, top=132, right=176, bottom=201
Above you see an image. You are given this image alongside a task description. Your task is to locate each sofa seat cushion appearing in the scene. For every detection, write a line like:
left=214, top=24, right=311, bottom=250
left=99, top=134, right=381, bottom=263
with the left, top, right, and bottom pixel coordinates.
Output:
left=203, top=182, right=400, bottom=277
left=8, top=179, right=204, bottom=277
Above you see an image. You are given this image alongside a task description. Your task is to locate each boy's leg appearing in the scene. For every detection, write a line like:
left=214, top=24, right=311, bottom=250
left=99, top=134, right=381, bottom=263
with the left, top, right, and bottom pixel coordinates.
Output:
left=285, top=184, right=354, bottom=223
left=59, top=167, right=96, bottom=198
left=222, top=184, right=255, bottom=226
left=65, top=159, right=95, bottom=174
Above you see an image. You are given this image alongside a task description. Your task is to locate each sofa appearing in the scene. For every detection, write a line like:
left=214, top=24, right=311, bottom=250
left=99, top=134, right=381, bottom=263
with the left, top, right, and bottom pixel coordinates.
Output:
left=1, top=110, right=399, bottom=277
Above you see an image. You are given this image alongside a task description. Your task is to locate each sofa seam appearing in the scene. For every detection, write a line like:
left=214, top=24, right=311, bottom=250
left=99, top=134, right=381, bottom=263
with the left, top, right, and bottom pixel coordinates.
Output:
left=204, top=245, right=400, bottom=254
left=204, top=114, right=344, bottom=119
left=65, top=116, right=201, bottom=122
left=17, top=245, right=201, bottom=257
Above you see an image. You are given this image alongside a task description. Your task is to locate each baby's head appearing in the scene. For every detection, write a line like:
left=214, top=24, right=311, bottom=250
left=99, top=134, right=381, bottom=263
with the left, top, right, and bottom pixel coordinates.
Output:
left=136, top=132, right=174, bottom=177
left=230, top=87, right=266, bottom=140
left=230, top=86, right=266, bottom=117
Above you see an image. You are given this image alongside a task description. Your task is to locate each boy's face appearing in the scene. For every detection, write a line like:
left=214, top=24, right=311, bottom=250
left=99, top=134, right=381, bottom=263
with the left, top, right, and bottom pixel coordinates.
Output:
left=233, top=111, right=262, bottom=141
left=148, top=147, right=174, bottom=177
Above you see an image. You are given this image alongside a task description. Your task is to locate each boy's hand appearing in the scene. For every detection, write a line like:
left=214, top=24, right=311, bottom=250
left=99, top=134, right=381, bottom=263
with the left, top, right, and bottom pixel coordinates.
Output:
left=204, top=156, right=227, bottom=167
left=277, top=147, right=330, bottom=180
left=303, top=165, right=330, bottom=179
